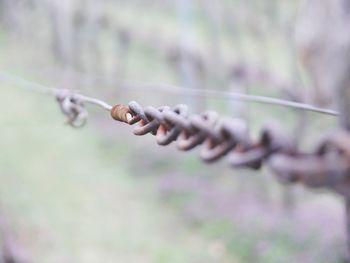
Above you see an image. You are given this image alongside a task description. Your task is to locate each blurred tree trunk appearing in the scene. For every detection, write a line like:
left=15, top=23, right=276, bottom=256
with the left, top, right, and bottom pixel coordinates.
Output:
left=48, top=0, right=76, bottom=67
left=203, top=0, right=226, bottom=89
left=0, top=0, right=24, bottom=31
left=176, top=0, right=204, bottom=112
left=84, top=0, right=105, bottom=83
left=48, top=0, right=107, bottom=89
left=113, top=26, right=131, bottom=91
left=279, top=0, right=300, bottom=214
left=0, top=0, right=5, bottom=26
left=296, top=0, right=350, bottom=259
left=47, top=0, right=84, bottom=89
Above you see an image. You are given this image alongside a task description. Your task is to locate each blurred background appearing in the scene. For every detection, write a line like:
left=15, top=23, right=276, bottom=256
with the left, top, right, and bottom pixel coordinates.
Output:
left=0, top=0, right=345, bottom=262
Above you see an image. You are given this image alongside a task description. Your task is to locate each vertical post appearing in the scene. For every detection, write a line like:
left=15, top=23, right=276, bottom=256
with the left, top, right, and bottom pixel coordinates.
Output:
left=296, top=0, right=350, bottom=260
left=203, top=0, right=224, bottom=87
left=331, top=6, right=350, bottom=262
left=346, top=200, right=350, bottom=261
left=337, top=48, right=350, bottom=262
left=176, top=0, right=201, bottom=111
left=339, top=94, right=350, bottom=263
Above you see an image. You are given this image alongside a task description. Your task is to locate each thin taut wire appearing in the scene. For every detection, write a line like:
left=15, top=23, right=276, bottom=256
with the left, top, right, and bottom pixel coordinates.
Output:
left=123, top=81, right=339, bottom=116
left=0, top=70, right=339, bottom=116
left=0, top=71, right=112, bottom=111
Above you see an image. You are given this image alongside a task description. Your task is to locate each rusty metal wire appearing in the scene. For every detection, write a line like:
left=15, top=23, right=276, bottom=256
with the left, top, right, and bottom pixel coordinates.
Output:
left=109, top=100, right=350, bottom=198
left=3, top=71, right=350, bottom=197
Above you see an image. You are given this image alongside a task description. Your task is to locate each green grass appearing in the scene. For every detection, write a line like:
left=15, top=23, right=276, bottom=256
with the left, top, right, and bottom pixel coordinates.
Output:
left=0, top=87, right=236, bottom=262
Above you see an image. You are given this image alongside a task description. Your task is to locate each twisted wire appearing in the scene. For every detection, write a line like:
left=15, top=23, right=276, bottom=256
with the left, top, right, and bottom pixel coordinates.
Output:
left=110, top=101, right=350, bottom=198
left=54, top=89, right=113, bottom=127
left=3, top=71, right=349, bottom=197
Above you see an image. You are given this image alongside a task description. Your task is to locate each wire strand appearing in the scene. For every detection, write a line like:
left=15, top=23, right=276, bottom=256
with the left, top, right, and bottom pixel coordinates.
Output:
left=124, top=81, right=339, bottom=115
left=35, top=69, right=338, bottom=115
left=76, top=94, right=112, bottom=111
left=0, top=70, right=339, bottom=116
left=0, top=71, right=112, bottom=111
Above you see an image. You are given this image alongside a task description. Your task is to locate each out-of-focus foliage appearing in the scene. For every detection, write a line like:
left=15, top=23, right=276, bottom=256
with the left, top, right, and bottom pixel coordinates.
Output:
left=0, top=0, right=345, bottom=262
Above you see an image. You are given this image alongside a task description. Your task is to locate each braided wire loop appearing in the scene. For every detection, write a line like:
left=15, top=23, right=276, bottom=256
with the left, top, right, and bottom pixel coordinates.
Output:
left=128, top=101, right=148, bottom=124
left=177, top=111, right=217, bottom=151
left=268, top=131, right=350, bottom=196
left=55, top=90, right=88, bottom=128
left=108, top=100, right=350, bottom=196
left=132, top=106, right=162, bottom=136
left=228, top=122, right=294, bottom=169
left=200, top=118, right=249, bottom=163
left=156, top=104, right=189, bottom=145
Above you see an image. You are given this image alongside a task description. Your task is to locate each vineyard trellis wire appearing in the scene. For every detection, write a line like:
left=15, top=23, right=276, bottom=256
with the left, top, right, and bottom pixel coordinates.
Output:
left=1, top=71, right=347, bottom=196
left=2, top=70, right=350, bottom=259
left=3, top=0, right=350, bottom=261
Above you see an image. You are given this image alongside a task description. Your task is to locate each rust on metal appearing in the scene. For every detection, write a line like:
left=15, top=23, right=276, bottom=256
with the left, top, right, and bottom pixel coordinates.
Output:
left=110, top=104, right=132, bottom=123
left=115, top=100, right=350, bottom=198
